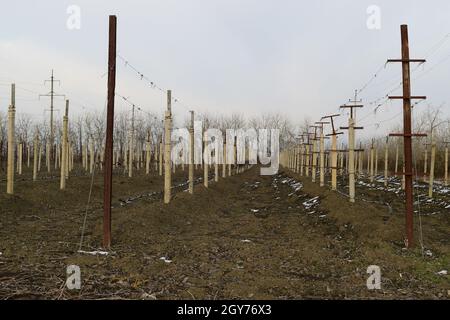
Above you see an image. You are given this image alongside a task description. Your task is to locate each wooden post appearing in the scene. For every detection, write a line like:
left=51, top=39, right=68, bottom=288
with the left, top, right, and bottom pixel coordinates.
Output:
left=423, top=146, right=428, bottom=177
left=146, top=132, right=151, bottom=175
left=348, top=118, right=355, bottom=202
left=38, top=144, right=42, bottom=172
left=214, top=147, right=219, bottom=182
left=395, top=144, right=399, bottom=177
left=384, top=137, right=389, bottom=187
left=319, top=132, right=325, bottom=186
left=375, top=145, right=378, bottom=178
left=129, top=128, right=133, bottom=178
left=428, top=138, right=436, bottom=198
left=89, top=139, right=94, bottom=174
left=59, top=100, right=69, bottom=190
left=305, top=142, right=310, bottom=177
left=331, top=135, right=337, bottom=190
left=18, top=142, right=23, bottom=175
left=189, top=111, right=195, bottom=193
left=444, top=142, right=449, bottom=187
left=358, top=142, right=363, bottom=176
left=46, top=142, right=50, bottom=173
left=203, top=130, right=208, bottom=187
left=163, top=90, right=172, bottom=204
left=311, top=137, right=317, bottom=182
left=159, top=140, right=163, bottom=176
left=370, top=140, right=375, bottom=183
left=33, top=130, right=38, bottom=181
left=366, top=149, right=370, bottom=176
left=27, top=144, right=30, bottom=168
left=222, top=142, right=226, bottom=178
left=7, top=84, right=15, bottom=194
left=60, top=100, right=69, bottom=190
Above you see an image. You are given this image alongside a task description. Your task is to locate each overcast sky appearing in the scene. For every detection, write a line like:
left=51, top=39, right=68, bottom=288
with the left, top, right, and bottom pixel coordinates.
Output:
left=0, top=0, right=449, bottom=139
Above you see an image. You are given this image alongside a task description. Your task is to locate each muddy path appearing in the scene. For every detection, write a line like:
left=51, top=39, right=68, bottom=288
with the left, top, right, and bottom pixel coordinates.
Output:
left=0, top=166, right=448, bottom=299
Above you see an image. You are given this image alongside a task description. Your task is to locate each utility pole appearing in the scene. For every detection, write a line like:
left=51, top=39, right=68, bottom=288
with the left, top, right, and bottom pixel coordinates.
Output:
left=387, top=24, right=427, bottom=248
left=40, top=70, right=64, bottom=169
left=340, top=91, right=364, bottom=203
left=322, top=114, right=342, bottom=191
left=103, top=15, right=117, bottom=249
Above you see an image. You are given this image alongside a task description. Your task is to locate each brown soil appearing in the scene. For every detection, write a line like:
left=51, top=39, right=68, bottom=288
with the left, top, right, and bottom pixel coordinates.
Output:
left=0, top=165, right=448, bottom=299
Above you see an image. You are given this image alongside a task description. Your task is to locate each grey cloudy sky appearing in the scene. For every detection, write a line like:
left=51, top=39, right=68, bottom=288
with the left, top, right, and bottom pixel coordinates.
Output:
left=0, top=0, right=449, bottom=138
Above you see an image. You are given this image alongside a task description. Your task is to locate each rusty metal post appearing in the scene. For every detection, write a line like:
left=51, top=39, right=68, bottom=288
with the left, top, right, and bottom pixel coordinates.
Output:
left=103, top=15, right=117, bottom=249
left=387, top=24, right=427, bottom=248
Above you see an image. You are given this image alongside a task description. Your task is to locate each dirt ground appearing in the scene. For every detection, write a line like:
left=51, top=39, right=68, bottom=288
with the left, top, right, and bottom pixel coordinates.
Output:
left=0, top=164, right=448, bottom=299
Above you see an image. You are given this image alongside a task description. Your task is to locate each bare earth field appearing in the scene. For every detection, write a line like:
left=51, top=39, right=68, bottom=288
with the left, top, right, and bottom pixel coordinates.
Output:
left=0, top=165, right=448, bottom=299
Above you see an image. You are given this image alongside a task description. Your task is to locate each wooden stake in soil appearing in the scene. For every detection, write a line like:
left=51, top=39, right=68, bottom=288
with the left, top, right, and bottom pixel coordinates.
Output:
left=222, top=142, right=227, bottom=178
left=89, top=139, right=94, bottom=174
left=384, top=136, right=389, bottom=187
left=163, top=90, right=172, bottom=204
left=7, top=84, right=15, bottom=195
left=38, top=144, right=42, bottom=172
left=423, top=145, right=428, bottom=177
left=146, top=131, right=151, bottom=175
left=395, top=144, right=399, bottom=177
left=203, top=130, right=209, bottom=188
left=33, top=130, right=39, bottom=181
left=189, top=111, right=195, bottom=194
left=159, top=140, right=163, bottom=176
left=18, top=142, right=23, bottom=175
left=27, top=144, right=30, bottom=168
left=60, top=100, right=69, bottom=190
left=444, top=142, right=449, bottom=187
left=370, top=140, right=375, bottom=183
left=428, top=138, right=436, bottom=198
left=315, top=121, right=329, bottom=187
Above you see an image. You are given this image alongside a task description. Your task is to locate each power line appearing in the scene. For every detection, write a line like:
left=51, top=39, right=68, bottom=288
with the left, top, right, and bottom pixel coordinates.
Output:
left=117, top=53, right=191, bottom=110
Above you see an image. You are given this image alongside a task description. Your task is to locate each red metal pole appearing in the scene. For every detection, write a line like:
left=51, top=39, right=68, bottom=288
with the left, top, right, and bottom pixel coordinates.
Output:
left=103, top=15, right=117, bottom=249
left=400, top=25, right=414, bottom=248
